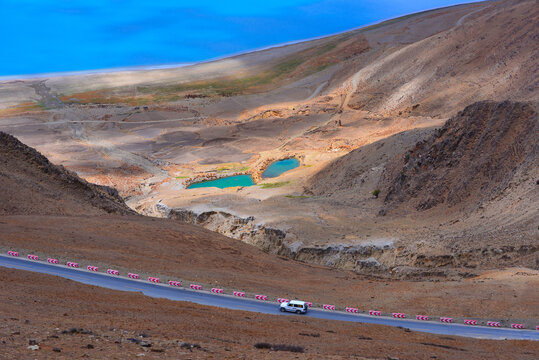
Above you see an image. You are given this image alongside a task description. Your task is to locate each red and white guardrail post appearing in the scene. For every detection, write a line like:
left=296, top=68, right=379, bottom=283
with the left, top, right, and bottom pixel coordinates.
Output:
left=487, top=321, right=500, bottom=327
left=233, top=291, right=245, bottom=297
left=345, top=307, right=359, bottom=313
left=190, top=284, right=202, bottom=290
left=278, top=298, right=289, bottom=303
left=255, top=294, right=268, bottom=301
left=511, top=323, right=524, bottom=329
left=87, top=265, right=98, bottom=271
left=392, top=313, right=406, bottom=318
left=440, top=317, right=453, bottom=323
left=211, top=288, right=224, bottom=294
left=128, top=273, right=139, bottom=279
left=148, top=277, right=160, bottom=283
left=168, top=280, right=181, bottom=286
left=66, top=262, right=78, bottom=268
left=305, top=302, right=312, bottom=307
left=7, top=251, right=19, bottom=257
left=323, top=304, right=336, bottom=310
left=464, top=319, right=478, bottom=325
left=369, top=310, right=382, bottom=316
left=107, top=269, right=119, bottom=275
left=416, top=315, right=429, bottom=321
left=47, top=258, right=59, bottom=264
left=27, top=254, right=39, bottom=261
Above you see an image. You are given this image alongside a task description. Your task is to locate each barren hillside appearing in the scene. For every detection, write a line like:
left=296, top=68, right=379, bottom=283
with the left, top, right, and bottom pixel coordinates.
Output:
left=344, top=0, right=539, bottom=117
left=0, top=131, right=133, bottom=216
left=0, top=0, right=537, bottom=278
left=381, top=101, right=538, bottom=212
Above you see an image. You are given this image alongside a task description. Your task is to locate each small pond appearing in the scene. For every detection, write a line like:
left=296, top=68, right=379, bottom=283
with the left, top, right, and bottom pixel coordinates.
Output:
left=187, top=174, right=255, bottom=189
left=262, top=158, right=300, bottom=178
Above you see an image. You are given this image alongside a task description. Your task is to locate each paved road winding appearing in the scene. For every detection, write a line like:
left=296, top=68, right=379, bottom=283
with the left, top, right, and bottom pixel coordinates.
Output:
left=1, top=255, right=537, bottom=341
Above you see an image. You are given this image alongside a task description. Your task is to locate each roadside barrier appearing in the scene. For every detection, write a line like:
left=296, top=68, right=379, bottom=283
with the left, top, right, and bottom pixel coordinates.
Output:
left=536, top=326, right=539, bottom=331
left=7, top=249, right=532, bottom=331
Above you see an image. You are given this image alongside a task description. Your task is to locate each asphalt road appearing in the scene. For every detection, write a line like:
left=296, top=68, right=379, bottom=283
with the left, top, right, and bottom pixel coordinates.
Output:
left=1, top=255, right=537, bottom=341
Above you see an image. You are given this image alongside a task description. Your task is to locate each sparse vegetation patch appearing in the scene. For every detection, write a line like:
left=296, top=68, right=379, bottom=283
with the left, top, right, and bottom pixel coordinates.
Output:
left=259, top=181, right=290, bottom=189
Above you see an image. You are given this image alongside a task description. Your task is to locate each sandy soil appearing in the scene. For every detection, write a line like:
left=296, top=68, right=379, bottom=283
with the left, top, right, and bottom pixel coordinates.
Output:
left=1, top=268, right=538, bottom=359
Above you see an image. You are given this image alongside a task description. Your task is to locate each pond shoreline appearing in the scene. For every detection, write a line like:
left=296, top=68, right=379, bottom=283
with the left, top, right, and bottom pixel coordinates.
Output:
left=184, top=155, right=303, bottom=189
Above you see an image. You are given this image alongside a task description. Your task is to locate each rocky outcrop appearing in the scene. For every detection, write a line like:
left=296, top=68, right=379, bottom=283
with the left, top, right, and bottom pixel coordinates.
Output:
left=156, top=205, right=395, bottom=268
left=155, top=203, right=538, bottom=277
left=381, top=101, right=538, bottom=212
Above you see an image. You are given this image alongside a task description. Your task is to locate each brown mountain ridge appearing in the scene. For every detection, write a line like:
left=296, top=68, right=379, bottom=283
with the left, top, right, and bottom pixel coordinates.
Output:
left=0, top=131, right=134, bottom=216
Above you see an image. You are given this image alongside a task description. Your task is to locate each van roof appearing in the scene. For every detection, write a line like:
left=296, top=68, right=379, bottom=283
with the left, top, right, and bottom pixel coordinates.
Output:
left=289, top=300, right=305, bottom=305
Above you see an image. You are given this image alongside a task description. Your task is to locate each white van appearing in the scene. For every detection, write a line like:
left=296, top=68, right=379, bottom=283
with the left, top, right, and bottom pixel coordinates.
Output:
left=279, top=300, right=308, bottom=314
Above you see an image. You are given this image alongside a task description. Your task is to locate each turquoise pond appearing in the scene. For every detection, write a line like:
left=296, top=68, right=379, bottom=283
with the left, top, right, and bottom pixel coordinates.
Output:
left=187, top=158, right=299, bottom=189
left=187, top=175, right=255, bottom=189
left=262, top=158, right=300, bottom=178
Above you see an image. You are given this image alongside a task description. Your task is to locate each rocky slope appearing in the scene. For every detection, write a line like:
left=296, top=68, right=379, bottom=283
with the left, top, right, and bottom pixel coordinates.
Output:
left=307, top=127, right=434, bottom=200
left=305, top=100, right=538, bottom=272
left=381, top=101, right=538, bottom=212
left=343, top=0, right=539, bottom=118
left=0, top=131, right=134, bottom=215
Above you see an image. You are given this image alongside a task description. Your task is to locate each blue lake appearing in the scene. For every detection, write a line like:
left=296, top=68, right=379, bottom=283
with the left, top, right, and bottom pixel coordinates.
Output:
left=1, top=1, right=466, bottom=76
left=187, top=175, right=255, bottom=189
left=262, top=158, right=300, bottom=178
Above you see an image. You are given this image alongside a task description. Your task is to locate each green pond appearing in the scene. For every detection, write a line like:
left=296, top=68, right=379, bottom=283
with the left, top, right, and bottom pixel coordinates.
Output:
left=187, top=174, right=255, bottom=189
left=262, top=158, right=300, bottom=178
